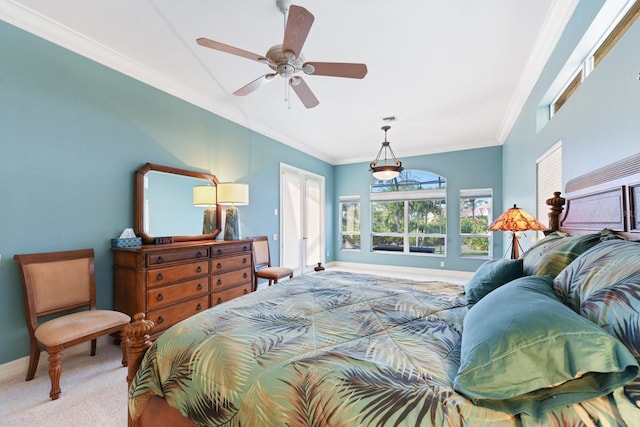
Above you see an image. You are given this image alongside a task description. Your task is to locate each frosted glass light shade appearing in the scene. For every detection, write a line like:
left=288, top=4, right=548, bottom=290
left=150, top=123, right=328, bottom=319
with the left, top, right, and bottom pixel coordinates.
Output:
left=193, top=185, right=217, bottom=207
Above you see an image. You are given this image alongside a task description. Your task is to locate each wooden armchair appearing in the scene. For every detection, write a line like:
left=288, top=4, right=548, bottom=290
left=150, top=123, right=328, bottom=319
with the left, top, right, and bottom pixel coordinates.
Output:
left=13, top=248, right=131, bottom=400
left=250, top=236, right=293, bottom=291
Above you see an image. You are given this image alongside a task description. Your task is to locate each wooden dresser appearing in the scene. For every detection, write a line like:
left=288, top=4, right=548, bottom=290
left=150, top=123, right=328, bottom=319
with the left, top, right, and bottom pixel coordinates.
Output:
left=112, top=240, right=253, bottom=337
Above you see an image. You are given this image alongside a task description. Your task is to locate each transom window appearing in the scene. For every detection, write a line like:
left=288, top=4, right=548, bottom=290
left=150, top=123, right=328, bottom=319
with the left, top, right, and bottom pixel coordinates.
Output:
left=370, top=170, right=446, bottom=255
left=550, top=0, right=639, bottom=117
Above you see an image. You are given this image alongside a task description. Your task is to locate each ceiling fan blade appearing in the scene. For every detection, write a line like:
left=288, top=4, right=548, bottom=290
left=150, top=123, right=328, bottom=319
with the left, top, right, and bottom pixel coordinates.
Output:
left=303, top=62, right=368, bottom=79
left=282, top=5, right=314, bottom=60
left=233, top=73, right=277, bottom=96
left=197, top=37, right=268, bottom=63
left=289, top=76, right=319, bottom=109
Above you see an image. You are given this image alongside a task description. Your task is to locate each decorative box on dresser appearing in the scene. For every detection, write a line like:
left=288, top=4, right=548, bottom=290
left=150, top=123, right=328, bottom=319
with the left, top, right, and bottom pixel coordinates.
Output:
left=112, top=239, right=253, bottom=338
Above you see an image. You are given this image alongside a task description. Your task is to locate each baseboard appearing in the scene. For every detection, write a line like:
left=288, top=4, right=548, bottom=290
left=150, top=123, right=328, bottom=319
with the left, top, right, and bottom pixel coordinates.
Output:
left=0, top=337, right=110, bottom=383
left=324, top=261, right=473, bottom=283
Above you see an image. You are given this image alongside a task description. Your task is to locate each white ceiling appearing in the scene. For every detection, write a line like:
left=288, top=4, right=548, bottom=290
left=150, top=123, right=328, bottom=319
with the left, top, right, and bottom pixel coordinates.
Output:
left=1, top=0, right=578, bottom=164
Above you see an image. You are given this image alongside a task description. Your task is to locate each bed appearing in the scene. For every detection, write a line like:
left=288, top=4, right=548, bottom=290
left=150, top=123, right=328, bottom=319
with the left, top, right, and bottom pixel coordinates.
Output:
left=125, top=153, right=640, bottom=427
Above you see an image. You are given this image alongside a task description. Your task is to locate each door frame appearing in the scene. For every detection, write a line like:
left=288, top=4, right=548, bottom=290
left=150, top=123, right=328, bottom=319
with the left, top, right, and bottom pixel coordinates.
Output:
left=279, top=163, right=325, bottom=275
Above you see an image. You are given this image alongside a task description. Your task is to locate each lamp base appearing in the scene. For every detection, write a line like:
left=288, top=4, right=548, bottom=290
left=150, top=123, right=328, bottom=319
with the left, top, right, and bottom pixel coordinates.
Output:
left=224, top=206, right=240, bottom=240
left=202, top=207, right=216, bottom=234
left=505, top=232, right=523, bottom=259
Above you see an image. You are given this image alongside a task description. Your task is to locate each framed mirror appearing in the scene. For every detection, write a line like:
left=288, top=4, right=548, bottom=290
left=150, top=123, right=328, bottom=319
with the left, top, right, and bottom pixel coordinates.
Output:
left=134, top=163, right=221, bottom=243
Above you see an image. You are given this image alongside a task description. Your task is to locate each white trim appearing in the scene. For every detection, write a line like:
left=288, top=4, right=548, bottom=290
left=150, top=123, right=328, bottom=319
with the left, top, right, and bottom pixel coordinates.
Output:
left=497, top=0, right=580, bottom=143
left=279, top=163, right=326, bottom=274
left=537, top=139, right=563, bottom=163
left=370, top=188, right=446, bottom=201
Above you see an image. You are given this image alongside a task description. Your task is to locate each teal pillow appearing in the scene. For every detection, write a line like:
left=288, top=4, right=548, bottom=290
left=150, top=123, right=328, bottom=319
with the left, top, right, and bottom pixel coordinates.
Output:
left=454, top=275, right=638, bottom=417
left=464, top=258, right=523, bottom=307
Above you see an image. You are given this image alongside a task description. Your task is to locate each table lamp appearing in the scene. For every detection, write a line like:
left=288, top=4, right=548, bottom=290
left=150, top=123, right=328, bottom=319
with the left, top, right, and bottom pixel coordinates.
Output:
left=487, top=204, right=547, bottom=259
left=217, top=182, right=249, bottom=240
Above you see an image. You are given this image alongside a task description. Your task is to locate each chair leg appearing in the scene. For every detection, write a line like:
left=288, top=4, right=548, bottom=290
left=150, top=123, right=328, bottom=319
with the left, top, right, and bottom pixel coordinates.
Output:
left=25, top=341, right=41, bottom=381
left=91, top=338, right=97, bottom=356
left=47, top=350, right=63, bottom=400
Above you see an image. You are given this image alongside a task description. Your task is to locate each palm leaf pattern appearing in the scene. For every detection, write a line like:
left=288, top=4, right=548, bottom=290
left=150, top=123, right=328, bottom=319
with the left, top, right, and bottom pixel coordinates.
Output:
left=129, top=270, right=639, bottom=426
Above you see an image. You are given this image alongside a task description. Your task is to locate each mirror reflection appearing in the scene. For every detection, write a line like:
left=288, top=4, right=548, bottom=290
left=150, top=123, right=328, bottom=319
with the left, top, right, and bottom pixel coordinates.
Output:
left=135, top=163, right=221, bottom=243
left=144, top=171, right=215, bottom=236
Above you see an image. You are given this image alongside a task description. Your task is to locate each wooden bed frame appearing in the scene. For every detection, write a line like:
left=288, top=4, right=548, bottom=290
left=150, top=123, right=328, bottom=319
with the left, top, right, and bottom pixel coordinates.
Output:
left=123, top=153, right=640, bottom=427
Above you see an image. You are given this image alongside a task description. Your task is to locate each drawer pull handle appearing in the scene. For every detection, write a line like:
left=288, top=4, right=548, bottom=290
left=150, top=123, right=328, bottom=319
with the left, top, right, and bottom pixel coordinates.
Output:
left=217, top=279, right=222, bottom=286
left=157, top=316, right=164, bottom=324
left=243, top=272, right=248, bottom=278
left=243, top=245, right=248, bottom=251
left=197, top=283, right=203, bottom=291
left=217, top=249, right=223, bottom=255
left=217, top=297, right=222, bottom=305
left=157, top=256, right=164, bottom=264
left=244, top=288, right=248, bottom=294
left=196, top=251, right=203, bottom=258
left=196, top=266, right=202, bottom=273
left=157, top=293, right=164, bottom=301
left=217, top=262, right=222, bottom=269
left=196, top=303, right=202, bottom=311
left=242, top=257, right=247, bottom=264
left=156, top=273, right=164, bottom=281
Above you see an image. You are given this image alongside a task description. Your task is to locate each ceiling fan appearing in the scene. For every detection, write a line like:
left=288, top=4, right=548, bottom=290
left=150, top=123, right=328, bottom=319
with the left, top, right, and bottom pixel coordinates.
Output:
left=196, top=1, right=367, bottom=109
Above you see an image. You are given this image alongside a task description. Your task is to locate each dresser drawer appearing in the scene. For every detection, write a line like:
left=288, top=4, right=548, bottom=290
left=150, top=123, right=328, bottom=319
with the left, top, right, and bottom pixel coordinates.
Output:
left=146, top=248, right=208, bottom=266
left=147, top=278, right=209, bottom=310
left=147, top=261, right=209, bottom=287
left=147, top=295, right=208, bottom=332
left=211, top=253, right=251, bottom=273
left=211, top=242, right=251, bottom=257
left=211, top=283, right=251, bottom=306
left=212, top=267, right=251, bottom=291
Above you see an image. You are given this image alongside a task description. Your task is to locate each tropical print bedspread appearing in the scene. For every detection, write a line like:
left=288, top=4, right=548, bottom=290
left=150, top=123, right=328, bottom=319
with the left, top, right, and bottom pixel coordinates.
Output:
left=129, top=271, right=634, bottom=426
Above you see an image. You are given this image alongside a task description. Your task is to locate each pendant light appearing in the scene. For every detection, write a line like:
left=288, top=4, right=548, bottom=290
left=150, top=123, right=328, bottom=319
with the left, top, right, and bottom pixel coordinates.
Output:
left=370, top=125, right=403, bottom=180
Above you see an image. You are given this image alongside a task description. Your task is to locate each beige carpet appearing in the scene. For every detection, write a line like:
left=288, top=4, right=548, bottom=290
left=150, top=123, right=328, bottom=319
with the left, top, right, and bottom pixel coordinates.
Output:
left=0, top=338, right=127, bottom=427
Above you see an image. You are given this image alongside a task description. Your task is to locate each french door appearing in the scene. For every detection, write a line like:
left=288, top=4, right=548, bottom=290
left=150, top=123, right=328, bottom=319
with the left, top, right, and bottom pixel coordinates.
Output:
left=280, top=163, right=325, bottom=276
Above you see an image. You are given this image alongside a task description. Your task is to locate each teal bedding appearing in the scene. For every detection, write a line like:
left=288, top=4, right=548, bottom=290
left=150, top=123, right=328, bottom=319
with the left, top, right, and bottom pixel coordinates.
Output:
left=129, top=270, right=640, bottom=426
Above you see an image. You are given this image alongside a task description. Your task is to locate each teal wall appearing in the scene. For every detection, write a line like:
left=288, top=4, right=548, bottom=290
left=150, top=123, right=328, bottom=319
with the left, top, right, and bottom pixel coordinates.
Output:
left=0, top=22, right=333, bottom=364
left=334, top=146, right=503, bottom=272
left=502, top=0, right=640, bottom=250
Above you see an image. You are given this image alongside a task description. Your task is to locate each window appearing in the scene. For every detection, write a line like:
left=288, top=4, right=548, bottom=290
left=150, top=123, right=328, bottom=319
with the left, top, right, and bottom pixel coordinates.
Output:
left=460, top=189, right=492, bottom=257
left=551, top=0, right=639, bottom=116
left=340, top=196, right=361, bottom=250
left=370, top=170, right=446, bottom=255
left=536, top=142, right=562, bottom=238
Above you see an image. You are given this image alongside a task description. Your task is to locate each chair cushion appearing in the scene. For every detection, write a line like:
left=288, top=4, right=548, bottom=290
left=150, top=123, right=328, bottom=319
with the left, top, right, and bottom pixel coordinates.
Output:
left=256, top=267, right=293, bottom=281
left=35, top=310, right=130, bottom=347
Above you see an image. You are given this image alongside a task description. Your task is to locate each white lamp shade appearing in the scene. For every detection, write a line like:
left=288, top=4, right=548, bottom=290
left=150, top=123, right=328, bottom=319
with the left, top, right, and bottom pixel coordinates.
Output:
left=193, top=185, right=217, bottom=207
left=217, top=182, right=249, bottom=206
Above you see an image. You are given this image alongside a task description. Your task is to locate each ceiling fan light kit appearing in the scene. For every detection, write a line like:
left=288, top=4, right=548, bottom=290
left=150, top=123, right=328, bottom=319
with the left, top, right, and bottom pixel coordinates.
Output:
left=196, top=3, right=367, bottom=108
left=370, top=125, right=404, bottom=181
